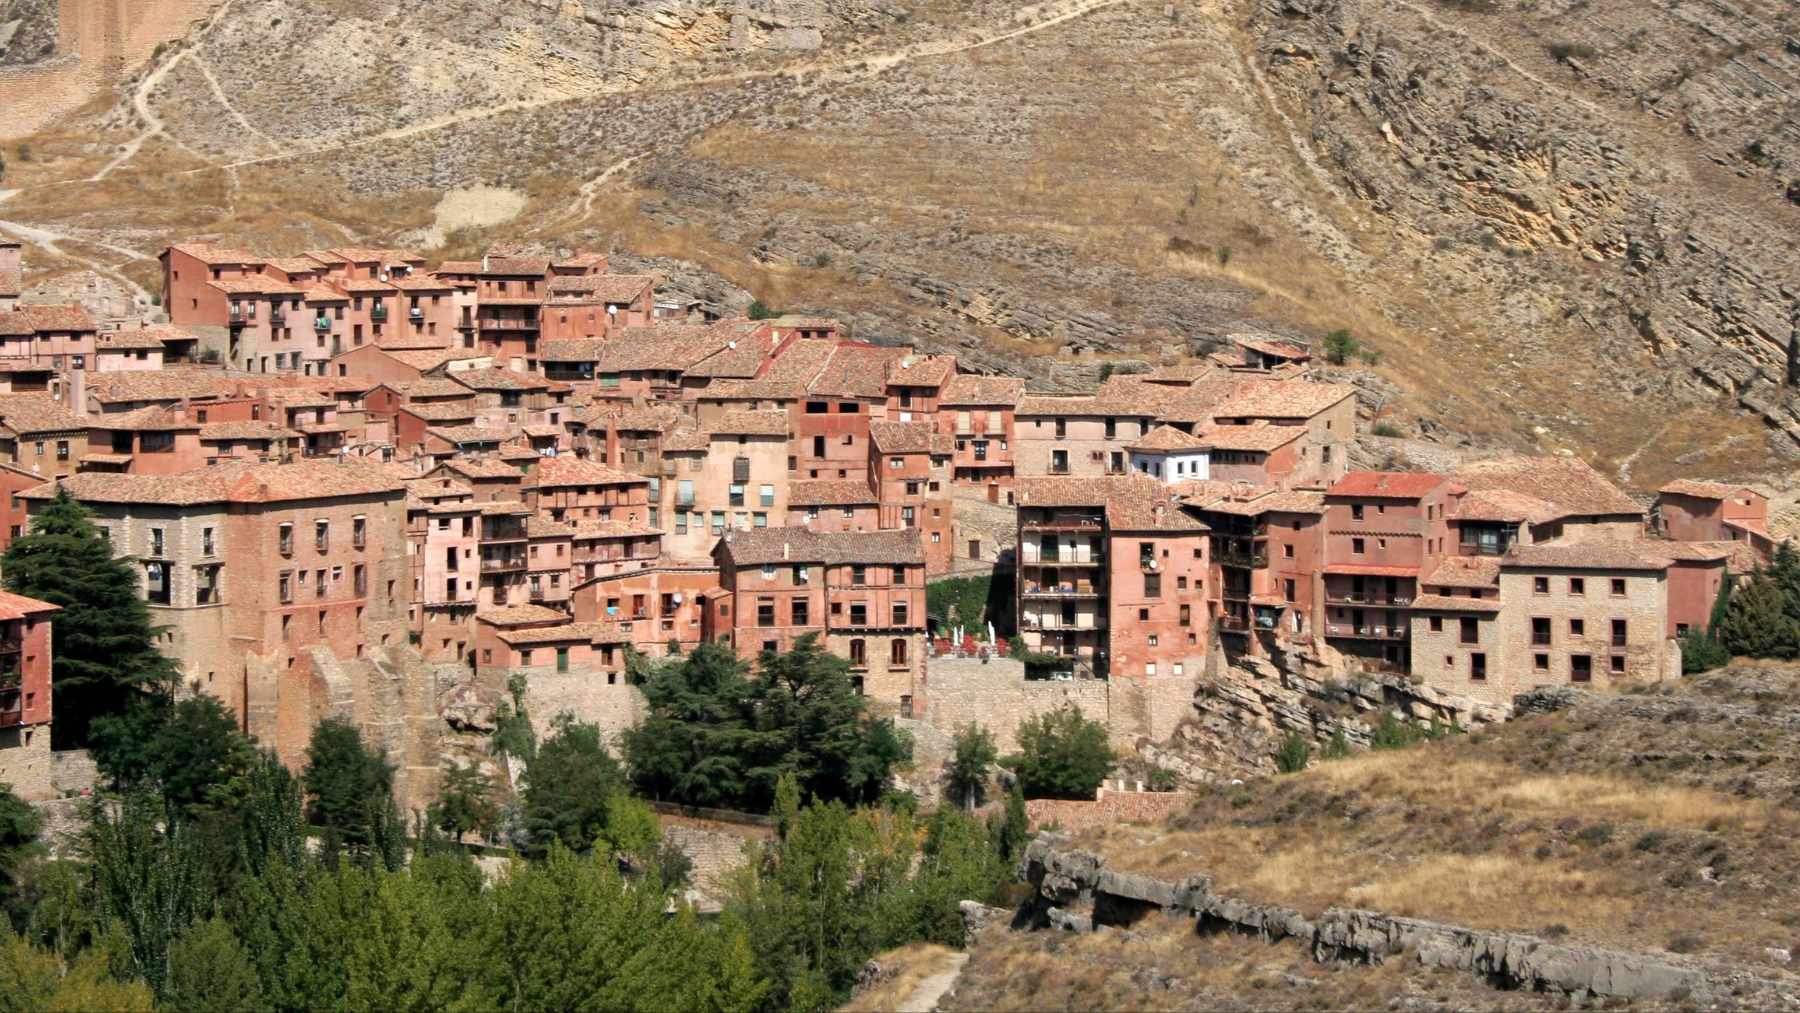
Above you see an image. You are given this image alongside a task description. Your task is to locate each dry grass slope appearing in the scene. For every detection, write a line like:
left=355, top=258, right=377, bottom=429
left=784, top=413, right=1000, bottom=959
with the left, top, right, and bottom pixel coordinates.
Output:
left=1073, top=660, right=1800, bottom=972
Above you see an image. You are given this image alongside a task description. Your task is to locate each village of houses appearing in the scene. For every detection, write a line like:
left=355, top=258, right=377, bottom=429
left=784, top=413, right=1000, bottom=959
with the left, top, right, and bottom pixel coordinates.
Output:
left=0, top=237, right=1777, bottom=802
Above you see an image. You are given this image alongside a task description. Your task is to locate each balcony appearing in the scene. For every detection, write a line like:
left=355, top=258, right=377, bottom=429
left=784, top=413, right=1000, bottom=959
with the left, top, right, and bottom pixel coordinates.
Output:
left=1019, top=548, right=1099, bottom=566
left=480, top=556, right=526, bottom=573
left=1022, top=514, right=1104, bottom=533
left=228, top=307, right=251, bottom=326
left=269, top=310, right=287, bottom=326
left=1218, top=614, right=1251, bottom=633
left=370, top=305, right=389, bottom=322
left=1325, top=623, right=1408, bottom=640
left=408, top=307, right=423, bottom=320
left=314, top=317, right=332, bottom=332
left=1220, top=588, right=1252, bottom=602
left=0, top=690, right=18, bottom=729
left=1324, top=593, right=1414, bottom=607
left=1019, top=614, right=1104, bottom=631
left=481, top=317, right=537, bottom=331
left=529, top=586, right=546, bottom=601
left=1022, top=581, right=1100, bottom=598
left=1215, top=548, right=1269, bottom=568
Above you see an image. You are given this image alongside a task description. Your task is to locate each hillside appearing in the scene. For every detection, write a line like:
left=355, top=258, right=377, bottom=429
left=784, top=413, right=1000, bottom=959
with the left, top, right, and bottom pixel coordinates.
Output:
left=948, top=659, right=1800, bottom=1009
left=2, top=0, right=1799, bottom=486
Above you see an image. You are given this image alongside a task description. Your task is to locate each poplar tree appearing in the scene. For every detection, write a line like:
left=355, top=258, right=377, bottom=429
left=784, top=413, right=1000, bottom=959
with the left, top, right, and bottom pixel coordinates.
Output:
left=1, top=488, right=178, bottom=749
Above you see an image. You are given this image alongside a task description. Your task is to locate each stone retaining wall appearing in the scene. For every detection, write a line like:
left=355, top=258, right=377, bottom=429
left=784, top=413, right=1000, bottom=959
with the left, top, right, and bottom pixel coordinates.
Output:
left=1019, top=836, right=1795, bottom=1005
left=1024, top=787, right=1193, bottom=833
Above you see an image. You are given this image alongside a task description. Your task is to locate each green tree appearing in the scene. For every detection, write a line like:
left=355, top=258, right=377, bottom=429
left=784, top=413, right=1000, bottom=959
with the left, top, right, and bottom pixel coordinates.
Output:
left=1322, top=328, right=1359, bottom=365
left=431, top=762, right=498, bottom=843
left=744, top=636, right=911, bottom=810
left=164, top=917, right=262, bottom=1013
left=747, top=300, right=775, bottom=321
left=1274, top=731, right=1311, bottom=773
left=3, top=488, right=179, bottom=749
left=82, top=793, right=212, bottom=998
left=625, top=637, right=910, bottom=813
left=0, top=785, right=40, bottom=909
left=1771, top=542, right=1800, bottom=620
left=987, top=782, right=1029, bottom=865
left=946, top=723, right=998, bottom=810
left=1716, top=573, right=1800, bottom=660
left=1004, top=704, right=1112, bottom=800
left=521, top=714, right=624, bottom=856
left=136, top=694, right=256, bottom=819
left=0, top=932, right=154, bottom=1012
left=302, top=718, right=400, bottom=868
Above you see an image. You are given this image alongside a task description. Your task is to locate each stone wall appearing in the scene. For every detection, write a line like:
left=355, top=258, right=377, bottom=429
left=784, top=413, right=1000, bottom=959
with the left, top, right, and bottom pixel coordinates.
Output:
left=0, top=730, right=92, bottom=801
left=1024, top=786, right=1194, bottom=833
left=949, top=493, right=1016, bottom=576
left=919, top=655, right=1108, bottom=754
left=520, top=666, right=647, bottom=748
left=659, top=812, right=767, bottom=911
left=1019, top=837, right=1791, bottom=1005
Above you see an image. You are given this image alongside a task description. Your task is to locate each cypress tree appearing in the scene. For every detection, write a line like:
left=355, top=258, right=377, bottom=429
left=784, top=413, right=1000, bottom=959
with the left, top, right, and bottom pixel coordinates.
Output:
left=2, top=488, right=178, bottom=748
left=1715, top=573, right=1800, bottom=660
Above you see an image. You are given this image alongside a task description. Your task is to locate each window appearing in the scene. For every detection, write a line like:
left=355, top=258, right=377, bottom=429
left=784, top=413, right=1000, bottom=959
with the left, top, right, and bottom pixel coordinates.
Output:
left=890, top=638, right=907, bottom=666
left=1569, top=618, right=1584, bottom=638
left=852, top=565, right=867, bottom=586
left=892, top=601, right=909, bottom=626
left=760, top=484, right=775, bottom=508
left=1570, top=654, right=1592, bottom=683
left=202, top=527, right=215, bottom=556
left=1531, top=616, right=1551, bottom=646
left=315, top=520, right=329, bottom=552
left=1611, top=618, right=1627, bottom=647
left=1610, top=654, right=1626, bottom=674
left=54, top=440, right=67, bottom=461
left=1351, top=537, right=1365, bottom=554
left=1179, top=604, right=1191, bottom=626
left=1144, top=572, right=1161, bottom=598
left=849, top=603, right=868, bottom=625
left=849, top=639, right=866, bottom=665
left=794, top=565, right=811, bottom=584
left=1533, top=576, right=1549, bottom=594
left=1284, top=543, right=1295, bottom=558
left=1429, top=615, right=1443, bottom=633
left=1284, top=578, right=1296, bottom=602
left=1459, top=617, right=1479, bottom=645
left=1569, top=577, right=1585, bottom=595
left=352, top=515, right=366, bottom=549
left=756, top=600, right=775, bottom=627
left=1611, top=578, right=1627, bottom=596
left=729, top=484, right=745, bottom=507
left=1471, top=652, right=1487, bottom=682
left=791, top=598, right=810, bottom=625
left=1534, top=653, right=1549, bottom=671
left=520, top=649, right=534, bottom=667
left=761, top=564, right=777, bottom=580
left=149, top=527, right=165, bottom=557
left=1350, top=503, right=1364, bottom=521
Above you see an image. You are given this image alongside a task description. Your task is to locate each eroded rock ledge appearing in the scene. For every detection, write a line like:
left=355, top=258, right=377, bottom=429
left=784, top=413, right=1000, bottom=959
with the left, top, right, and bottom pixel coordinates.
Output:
left=1018, top=836, right=1796, bottom=1006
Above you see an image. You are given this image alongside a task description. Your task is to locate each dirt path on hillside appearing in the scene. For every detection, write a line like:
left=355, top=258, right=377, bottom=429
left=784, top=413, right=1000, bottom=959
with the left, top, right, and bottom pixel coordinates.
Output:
left=0, top=215, right=154, bottom=307
left=897, top=952, right=969, bottom=1013
left=24, top=0, right=1135, bottom=197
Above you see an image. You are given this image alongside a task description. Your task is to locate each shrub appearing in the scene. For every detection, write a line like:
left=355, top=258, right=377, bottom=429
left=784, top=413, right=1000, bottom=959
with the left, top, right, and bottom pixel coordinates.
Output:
left=1371, top=421, right=1403, bottom=438
left=1548, top=41, right=1597, bottom=62
left=1680, top=629, right=1729, bottom=674
left=747, top=300, right=775, bottom=320
left=812, top=252, right=831, bottom=269
left=946, top=724, right=998, bottom=810
left=1274, top=732, right=1311, bottom=774
left=1319, top=729, right=1352, bottom=761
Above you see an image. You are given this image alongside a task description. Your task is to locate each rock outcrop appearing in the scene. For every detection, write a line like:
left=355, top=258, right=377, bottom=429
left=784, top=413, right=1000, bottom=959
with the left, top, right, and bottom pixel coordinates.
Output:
left=1019, top=836, right=1797, bottom=1005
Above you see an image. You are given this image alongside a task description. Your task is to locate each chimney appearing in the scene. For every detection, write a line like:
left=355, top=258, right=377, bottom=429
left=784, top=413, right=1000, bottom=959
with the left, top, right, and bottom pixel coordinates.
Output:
left=782, top=541, right=790, bottom=560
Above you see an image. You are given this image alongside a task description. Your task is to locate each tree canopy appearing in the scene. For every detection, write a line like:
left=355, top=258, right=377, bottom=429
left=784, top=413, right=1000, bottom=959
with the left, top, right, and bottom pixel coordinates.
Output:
left=1004, top=704, right=1113, bottom=800
left=519, top=714, right=625, bottom=856
left=302, top=718, right=401, bottom=869
left=2, top=489, right=178, bottom=748
left=623, top=637, right=911, bottom=813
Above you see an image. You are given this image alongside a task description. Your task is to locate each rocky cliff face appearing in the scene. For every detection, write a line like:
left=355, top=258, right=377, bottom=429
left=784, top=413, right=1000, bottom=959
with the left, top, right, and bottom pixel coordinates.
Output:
left=0, top=0, right=56, bottom=65
left=1253, top=0, right=1800, bottom=453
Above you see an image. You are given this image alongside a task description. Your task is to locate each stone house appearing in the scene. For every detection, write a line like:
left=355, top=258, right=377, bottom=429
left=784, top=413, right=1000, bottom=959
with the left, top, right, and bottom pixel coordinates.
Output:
left=0, top=590, right=64, bottom=800
left=937, top=373, right=1023, bottom=496
left=1655, top=480, right=1773, bottom=560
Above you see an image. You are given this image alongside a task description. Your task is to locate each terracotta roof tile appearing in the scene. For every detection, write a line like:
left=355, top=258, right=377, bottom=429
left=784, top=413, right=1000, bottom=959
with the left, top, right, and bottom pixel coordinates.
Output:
left=97, top=325, right=186, bottom=350
left=1128, top=424, right=1210, bottom=452
left=441, top=457, right=524, bottom=480
left=88, top=369, right=248, bottom=404
left=210, top=276, right=304, bottom=296
left=427, top=425, right=509, bottom=446
left=810, top=344, right=906, bottom=399
left=1018, top=474, right=1206, bottom=532
left=1328, top=471, right=1449, bottom=500
left=399, top=402, right=478, bottom=422
left=1421, top=556, right=1501, bottom=588
left=939, top=374, right=1024, bottom=406
left=168, top=241, right=261, bottom=266
left=476, top=603, right=567, bottom=626
left=1410, top=593, right=1500, bottom=612
left=708, top=410, right=789, bottom=438
left=0, top=589, right=59, bottom=620
left=1501, top=541, right=1672, bottom=571
left=0, top=394, right=88, bottom=435
left=790, top=479, right=877, bottom=506
left=718, top=527, right=923, bottom=566
left=546, top=275, right=654, bottom=301
left=2, top=304, right=96, bottom=332
left=498, top=621, right=631, bottom=646
left=382, top=348, right=489, bottom=371
left=528, top=456, right=647, bottom=488
left=868, top=420, right=936, bottom=453
left=1234, top=335, right=1311, bottom=360
left=542, top=339, right=608, bottom=362
left=199, top=420, right=295, bottom=441
left=1215, top=379, right=1353, bottom=419
left=888, top=354, right=955, bottom=387
left=25, top=460, right=403, bottom=506
left=1658, top=479, right=1752, bottom=500
left=1452, top=456, right=1643, bottom=519
left=451, top=367, right=550, bottom=393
